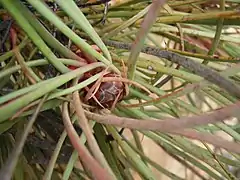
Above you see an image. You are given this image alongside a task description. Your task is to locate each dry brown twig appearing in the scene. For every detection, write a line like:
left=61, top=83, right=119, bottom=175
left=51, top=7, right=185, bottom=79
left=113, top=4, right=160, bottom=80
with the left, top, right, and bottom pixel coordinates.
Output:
left=85, top=101, right=240, bottom=153
left=104, top=40, right=240, bottom=98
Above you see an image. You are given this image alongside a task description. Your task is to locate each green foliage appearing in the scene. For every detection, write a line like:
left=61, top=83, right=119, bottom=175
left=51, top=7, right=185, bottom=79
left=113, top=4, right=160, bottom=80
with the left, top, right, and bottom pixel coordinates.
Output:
left=0, top=0, right=240, bottom=179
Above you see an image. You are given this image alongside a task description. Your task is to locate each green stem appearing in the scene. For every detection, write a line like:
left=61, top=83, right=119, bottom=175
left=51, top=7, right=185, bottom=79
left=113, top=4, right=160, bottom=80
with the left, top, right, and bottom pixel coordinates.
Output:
left=26, top=0, right=119, bottom=74
left=205, top=0, right=225, bottom=64
left=55, top=0, right=112, bottom=61
left=0, top=37, right=29, bottom=63
left=1, top=0, right=70, bottom=73
left=0, top=62, right=104, bottom=122
left=127, top=2, right=164, bottom=79
left=17, top=2, right=81, bottom=61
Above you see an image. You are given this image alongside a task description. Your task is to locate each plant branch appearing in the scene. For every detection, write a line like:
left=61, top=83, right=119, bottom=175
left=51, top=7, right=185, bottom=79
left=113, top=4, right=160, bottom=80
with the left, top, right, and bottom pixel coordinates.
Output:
left=104, top=40, right=240, bottom=98
left=84, top=101, right=240, bottom=153
left=72, top=78, right=116, bottom=180
left=62, top=101, right=112, bottom=180
left=87, top=101, right=240, bottom=133
left=127, top=0, right=166, bottom=80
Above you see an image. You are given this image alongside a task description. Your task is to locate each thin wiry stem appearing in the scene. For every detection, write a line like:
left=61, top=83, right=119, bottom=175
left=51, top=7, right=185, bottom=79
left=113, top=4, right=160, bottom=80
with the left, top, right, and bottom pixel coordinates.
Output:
left=85, top=100, right=240, bottom=153
left=202, top=142, right=237, bottom=179
left=62, top=101, right=112, bottom=180
left=42, top=131, right=67, bottom=180
left=86, top=100, right=240, bottom=132
left=72, top=78, right=116, bottom=180
left=2, top=0, right=70, bottom=73
left=104, top=40, right=240, bottom=98
left=127, top=0, right=166, bottom=80
left=14, top=49, right=40, bottom=84
left=0, top=94, right=48, bottom=180
left=206, top=0, right=225, bottom=58
left=159, top=144, right=208, bottom=180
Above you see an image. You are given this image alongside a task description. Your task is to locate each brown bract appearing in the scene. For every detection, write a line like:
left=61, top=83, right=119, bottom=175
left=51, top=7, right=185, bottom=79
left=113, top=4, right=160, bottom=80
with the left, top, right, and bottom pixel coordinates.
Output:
left=74, top=45, right=127, bottom=109
left=90, top=73, right=125, bottom=108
